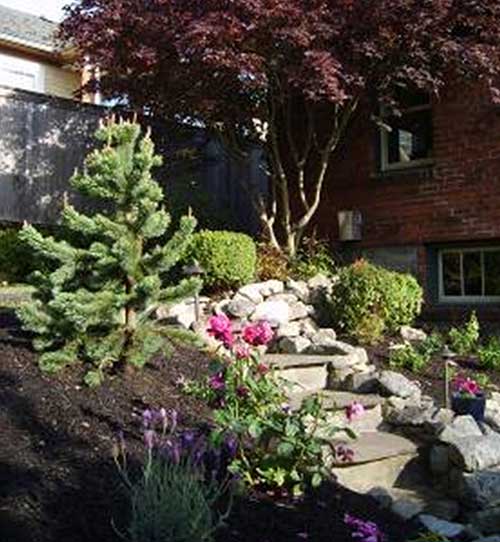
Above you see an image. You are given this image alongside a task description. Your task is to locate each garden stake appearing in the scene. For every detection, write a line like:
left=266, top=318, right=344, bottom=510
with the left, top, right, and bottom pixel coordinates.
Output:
left=442, top=345, right=456, bottom=409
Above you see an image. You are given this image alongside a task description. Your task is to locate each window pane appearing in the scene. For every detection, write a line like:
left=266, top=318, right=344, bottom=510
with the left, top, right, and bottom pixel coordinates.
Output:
left=387, top=109, right=432, bottom=165
left=442, top=253, right=461, bottom=296
left=484, top=251, right=500, bottom=297
left=463, top=252, right=482, bottom=296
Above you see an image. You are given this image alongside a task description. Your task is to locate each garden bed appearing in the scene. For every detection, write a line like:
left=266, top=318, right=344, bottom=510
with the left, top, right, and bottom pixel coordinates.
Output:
left=0, top=335, right=419, bottom=542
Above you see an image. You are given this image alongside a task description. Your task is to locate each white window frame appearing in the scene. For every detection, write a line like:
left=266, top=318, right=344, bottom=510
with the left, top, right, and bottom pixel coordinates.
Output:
left=0, top=52, right=45, bottom=93
left=380, top=101, right=433, bottom=171
left=438, top=247, right=500, bottom=303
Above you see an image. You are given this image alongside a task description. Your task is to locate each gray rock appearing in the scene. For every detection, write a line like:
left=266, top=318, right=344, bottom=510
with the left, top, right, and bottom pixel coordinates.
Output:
left=344, top=371, right=380, bottom=393
left=429, top=445, right=451, bottom=476
left=439, top=415, right=483, bottom=444
left=490, top=392, right=500, bottom=407
left=386, top=404, right=435, bottom=427
left=377, top=371, right=421, bottom=399
left=267, top=292, right=299, bottom=304
left=251, top=300, right=289, bottom=326
left=367, top=487, right=393, bottom=509
left=307, top=273, right=333, bottom=292
left=288, top=301, right=311, bottom=321
left=451, top=465, right=500, bottom=509
left=485, top=401, right=500, bottom=432
left=279, top=336, right=311, bottom=354
left=418, top=515, right=465, bottom=539
left=225, top=295, right=255, bottom=318
left=157, top=300, right=204, bottom=329
left=400, top=325, right=428, bottom=342
left=259, top=280, right=285, bottom=297
left=392, top=499, right=426, bottom=520
left=448, top=432, right=500, bottom=472
left=238, top=283, right=264, bottom=304
left=275, top=322, right=301, bottom=339
left=311, top=328, right=337, bottom=347
left=300, top=318, right=319, bottom=338
left=286, top=279, right=311, bottom=303
left=467, top=507, right=500, bottom=536
left=471, top=537, right=500, bottom=542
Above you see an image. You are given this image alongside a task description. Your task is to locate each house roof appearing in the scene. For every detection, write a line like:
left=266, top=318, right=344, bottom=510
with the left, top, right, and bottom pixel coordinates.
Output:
left=0, top=5, right=61, bottom=53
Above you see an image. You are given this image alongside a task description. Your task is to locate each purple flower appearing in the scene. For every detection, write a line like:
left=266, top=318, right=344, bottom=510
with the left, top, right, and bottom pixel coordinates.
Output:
left=142, top=409, right=153, bottom=429
left=345, top=401, right=365, bottom=423
left=209, top=372, right=226, bottom=391
left=144, top=429, right=156, bottom=450
left=344, top=514, right=384, bottom=542
left=336, top=445, right=354, bottom=463
left=224, top=435, right=238, bottom=457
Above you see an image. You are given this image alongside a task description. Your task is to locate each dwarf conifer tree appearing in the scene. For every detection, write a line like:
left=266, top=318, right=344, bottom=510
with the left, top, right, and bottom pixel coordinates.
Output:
left=17, top=119, right=200, bottom=386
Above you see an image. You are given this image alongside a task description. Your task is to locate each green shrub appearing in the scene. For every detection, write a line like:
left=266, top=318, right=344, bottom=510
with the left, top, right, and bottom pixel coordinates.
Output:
left=291, top=237, right=336, bottom=280
left=478, top=336, right=500, bottom=370
left=187, top=230, right=257, bottom=290
left=330, top=260, right=423, bottom=341
left=256, top=243, right=290, bottom=282
left=0, top=227, right=35, bottom=283
left=449, top=312, right=480, bottom=355
left=389, top=344, right=429, bottom=372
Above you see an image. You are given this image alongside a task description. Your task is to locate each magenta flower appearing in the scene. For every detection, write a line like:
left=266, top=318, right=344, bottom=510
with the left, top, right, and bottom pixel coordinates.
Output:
left=344, top=514, right=384, bottom=542
left=256, top=362, right=270, bottom=376
left=345, top=401, right=365, bottom=422
left=207, top=314, right=234, bottom=348
left=209, top=372, right=226, bottom=391
left=242, top=321, right=274, bottom=346
left=335, top=444, right=354, bottom=463
left=234, top=344, right=251, bottom=359
left=236, top=385, right=249, bottom=398
left=453, top=376, right=481, bottom=397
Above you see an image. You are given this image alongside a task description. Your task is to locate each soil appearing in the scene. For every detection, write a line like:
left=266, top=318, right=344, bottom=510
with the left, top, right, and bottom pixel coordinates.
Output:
left=0, top=320, right=419, bottom=542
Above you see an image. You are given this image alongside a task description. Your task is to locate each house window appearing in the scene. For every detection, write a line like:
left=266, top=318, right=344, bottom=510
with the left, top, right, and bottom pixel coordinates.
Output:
left=0, top=52, right=44, bottom=93
left=438, top=247, right=500, bottom=303
left=380, top=92, right=433, bottom=171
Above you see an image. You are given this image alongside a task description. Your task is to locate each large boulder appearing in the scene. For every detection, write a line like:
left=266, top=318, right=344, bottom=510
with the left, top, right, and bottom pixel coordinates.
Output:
left=439, top=415, right=483, bottom=445
left=400, top=325, right=428, bottom=343
left=377, top=371, right=421, bottom=399
left=225, top=295, right=256, bottom=318
left=279, top=336, right=312, bottom=354
left=417, top=515, right=465, bottom=539
left=251, top=300, right=289, bottom=326
left=450, top=466, right=500, bottom=509
left=286, top=278, right=311, bottom=303
left=448, top=432, right=500, bottom=472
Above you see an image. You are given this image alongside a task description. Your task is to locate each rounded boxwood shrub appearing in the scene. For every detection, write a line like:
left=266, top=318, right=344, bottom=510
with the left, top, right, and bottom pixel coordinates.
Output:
left=187, top=230, right=257, bottom=290
left=330, top=259, right=423, bottom=342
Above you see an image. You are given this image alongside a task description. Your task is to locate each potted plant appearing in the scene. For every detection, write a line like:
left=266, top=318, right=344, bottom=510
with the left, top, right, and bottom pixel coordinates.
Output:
left=451, top=376, right=486, bottom=422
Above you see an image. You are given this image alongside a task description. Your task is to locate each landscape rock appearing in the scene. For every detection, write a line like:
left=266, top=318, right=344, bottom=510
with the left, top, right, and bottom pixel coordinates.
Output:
left=288, top=301, right=311, bottom=321
left=311, top=328, right=337, bottom=347
left=471, top=537, right=500, bottom=542
left=467, top=507, right=500, bottom=536
left=377, top=371, right=421, bottom=399
left=275, top=322, right=301, bottom=339
left=386, top=404, right=436, bottom=427
left=286, top=279, right=310, bottom=303
left=300, top=318, right=319, bottom=337
left=418, top=515, right=465, bottom=539
left=279, top=336, right=311, bottom=354
left=157, top=300, right=205, bottom=329
left=307, top=273, right=333, bottom=292
left=429, top=445, right=451, bottom=476
left=238, top=283, right=264, bottom=304
left=344, top=371, right=379, bottom=393
left=439, top=415, right=483, bottom=445
left=450, top=466, right=500, bottom=509
left=251, top=300, right=289, bottom=326
left=485, top=400, right=500, bottom=432
left=448, top=432, right=500, bottom=472
left=225, top=295, right=256, bottom=318
left=400, top=326, right=428, bottom=342
left=259, top=280, right=285, bottom=297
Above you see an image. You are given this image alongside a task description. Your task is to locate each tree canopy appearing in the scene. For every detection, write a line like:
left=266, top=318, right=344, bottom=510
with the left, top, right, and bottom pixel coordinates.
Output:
left=63, top=0, right=500, bottom=254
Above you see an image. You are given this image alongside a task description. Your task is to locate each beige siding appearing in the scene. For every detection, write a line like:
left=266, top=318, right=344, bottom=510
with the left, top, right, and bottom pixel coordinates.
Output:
left=0, top=47, right=80, bottom=100
left=44, top=63, right=80, bottom=100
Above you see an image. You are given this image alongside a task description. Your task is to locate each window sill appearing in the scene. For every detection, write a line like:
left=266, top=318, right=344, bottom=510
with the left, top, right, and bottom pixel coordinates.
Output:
left=370, top=163, right=435, bottom=182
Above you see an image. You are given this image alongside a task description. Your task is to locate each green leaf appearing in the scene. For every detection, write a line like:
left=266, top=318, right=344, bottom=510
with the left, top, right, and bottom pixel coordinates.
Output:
left=311, top=472, right=323, bottom=488
left=84, top=370, right=103, bottom=387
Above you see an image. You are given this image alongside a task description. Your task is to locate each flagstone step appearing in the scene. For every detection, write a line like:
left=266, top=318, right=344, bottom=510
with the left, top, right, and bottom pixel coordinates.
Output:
left=329, top=431, right=420, bottom=492
left=288, top=389, right=387, bottom=411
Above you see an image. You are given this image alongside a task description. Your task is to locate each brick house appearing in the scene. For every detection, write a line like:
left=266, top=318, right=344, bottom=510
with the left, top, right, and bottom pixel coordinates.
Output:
left=314, top=83, right=500, bottom=319
left=0, top=5, right=96, bottom=102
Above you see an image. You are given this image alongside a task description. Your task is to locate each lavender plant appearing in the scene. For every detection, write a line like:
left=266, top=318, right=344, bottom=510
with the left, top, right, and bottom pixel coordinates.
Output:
left=114, top=408, right=235, bottom=542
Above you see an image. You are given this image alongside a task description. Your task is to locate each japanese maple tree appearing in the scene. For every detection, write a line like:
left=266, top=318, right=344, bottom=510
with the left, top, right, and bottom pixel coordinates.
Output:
left=62, top=0, right=500, bottom=256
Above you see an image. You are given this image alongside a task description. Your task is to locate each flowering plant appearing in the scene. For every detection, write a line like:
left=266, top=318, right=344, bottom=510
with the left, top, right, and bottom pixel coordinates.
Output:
left=113, top=408, right=235, bottom=542
left=188, top=315, right=348, bottom=495
left=452, top=376, right=482, bottom=398
left=344, top=514, right=385, bottom=542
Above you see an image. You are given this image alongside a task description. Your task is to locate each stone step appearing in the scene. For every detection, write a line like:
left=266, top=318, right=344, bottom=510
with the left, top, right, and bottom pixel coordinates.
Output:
left=329, top=431, right=420, bottom=493
left=265, top=351, right=367, bottom=370
left=288, top=389, right=386, bottom=411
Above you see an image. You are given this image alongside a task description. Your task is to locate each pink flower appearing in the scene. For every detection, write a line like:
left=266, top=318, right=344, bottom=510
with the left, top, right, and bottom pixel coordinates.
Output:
left=453, top=376, right=481, bottom=397
left=236, top=385, right=249, bottom=398
left=234, top=344, right=251, bottom=359
left=242, top=321, right=274, bottom=346
left=207, top=314, right=234, bottom=348
left=256, top=363, right=270, bottom=376
left=345, top=401, right=365, bottom=422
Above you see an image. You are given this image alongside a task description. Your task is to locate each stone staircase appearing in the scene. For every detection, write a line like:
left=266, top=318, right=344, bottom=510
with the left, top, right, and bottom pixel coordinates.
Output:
left=264, top=352, right=460, bottom=525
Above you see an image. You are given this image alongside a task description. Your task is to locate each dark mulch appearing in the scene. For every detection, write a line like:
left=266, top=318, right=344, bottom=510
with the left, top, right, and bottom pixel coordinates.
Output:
left=0, top=324, right=418, bottom=542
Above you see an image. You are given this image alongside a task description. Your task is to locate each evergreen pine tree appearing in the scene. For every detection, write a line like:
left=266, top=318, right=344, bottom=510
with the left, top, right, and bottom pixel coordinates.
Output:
left=17, top=119, right=200, bottom=386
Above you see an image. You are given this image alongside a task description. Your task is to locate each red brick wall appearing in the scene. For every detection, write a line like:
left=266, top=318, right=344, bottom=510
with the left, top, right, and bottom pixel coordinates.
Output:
left=315, top=83, right=500, bottom=249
